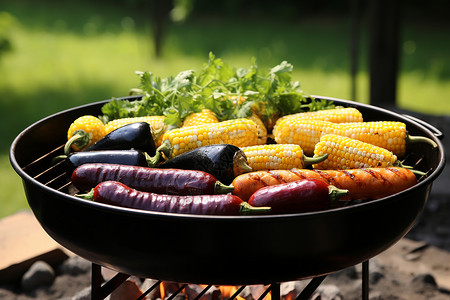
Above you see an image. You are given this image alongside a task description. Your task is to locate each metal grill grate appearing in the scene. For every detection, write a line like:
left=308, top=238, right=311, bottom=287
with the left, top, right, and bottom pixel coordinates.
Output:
left=23, top=143, right=432, bottom=198
left=90, top=263, right=332, bottom=300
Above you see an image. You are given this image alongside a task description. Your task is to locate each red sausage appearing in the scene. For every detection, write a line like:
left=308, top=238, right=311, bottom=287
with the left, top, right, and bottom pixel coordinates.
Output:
left=248, top=179, right=347, bottom=214
left=71, top=163, right=233, bottom=195
left=92, top=181, right=268, bottom=215
left=233, top=167, right=417, bottom=201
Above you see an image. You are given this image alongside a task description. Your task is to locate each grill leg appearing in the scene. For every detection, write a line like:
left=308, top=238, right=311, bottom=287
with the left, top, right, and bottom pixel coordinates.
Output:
left=362, top=260, right=369, bottom=300
left=295, top=275, right=327, bottom=300
left=91, top=263, right=102, bottom=300
left=91, top=263, right=131, bottom=300
left=271, top=283, right=281, bottom=300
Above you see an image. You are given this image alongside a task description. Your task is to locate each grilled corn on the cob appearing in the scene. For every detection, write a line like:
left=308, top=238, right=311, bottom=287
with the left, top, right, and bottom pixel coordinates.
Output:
left=104, top=116, right=167, bottom=147
left=273, top=119, right=435, bottom=158
left=312, top=134, right=398, bottom=170
left=275, top=107, right=363, bottom=128
left=159, top=118, right=259, bottom=158
left=182, top=109, right=219, bottom=127
left=241, top=144, right=327, bottom=171
left=335, top=121, right=406, bottom=157
left=247, top=114, right=268, bottom=145
left=273, top=119, right=334, bottom=156
left=66, top=115, right=106, bottom=154
left=104, top=116, right=166, bottom=134
left=183, top=109, right=267, bottom=145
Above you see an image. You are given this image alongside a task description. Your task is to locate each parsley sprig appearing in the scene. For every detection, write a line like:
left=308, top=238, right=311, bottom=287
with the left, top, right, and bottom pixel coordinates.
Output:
left=100, top=52, right=334, bottom=126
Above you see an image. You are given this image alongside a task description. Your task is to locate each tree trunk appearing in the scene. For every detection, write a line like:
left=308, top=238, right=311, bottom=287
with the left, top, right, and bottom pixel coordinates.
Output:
left=368, top=0, right=401, bottom=108
left=151, top=0, right=173, bottom=58
left=350, top=0, right=363, bottom=101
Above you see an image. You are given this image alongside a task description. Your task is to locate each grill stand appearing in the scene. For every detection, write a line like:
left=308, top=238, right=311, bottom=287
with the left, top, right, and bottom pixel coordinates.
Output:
left=91, top=261, right=370, bottom=300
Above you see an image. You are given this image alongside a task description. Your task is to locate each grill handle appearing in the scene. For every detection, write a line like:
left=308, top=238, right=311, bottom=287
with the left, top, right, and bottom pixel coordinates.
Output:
left=402, top=114, right=444, bottom=140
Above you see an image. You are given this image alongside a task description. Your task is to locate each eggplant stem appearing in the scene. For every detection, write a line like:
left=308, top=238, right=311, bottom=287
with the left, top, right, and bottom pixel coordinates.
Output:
left=145, top=151, right=161, bottom=167
left=406, top=134, right=437, bottom=148
left=234, top=152, right=253, bottom=174
left=239, top=202, right=271, bottom=215
left=241, top=162, right=253, bottom=173
left=156, top=140, right=173, bottom=159
left=151, top=126, right=166, bottom=144
left=328, top=185, right=349, bottom=202
left=304, top=153, right=328, bottom=166
left=64, top=130, right=90, bottom=155
left=214, top=181, right=235, bottom=194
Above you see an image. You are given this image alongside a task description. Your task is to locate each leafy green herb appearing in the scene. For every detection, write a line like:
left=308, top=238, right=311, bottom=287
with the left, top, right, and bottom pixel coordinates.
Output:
left=100, top=52, right=334, bottom=126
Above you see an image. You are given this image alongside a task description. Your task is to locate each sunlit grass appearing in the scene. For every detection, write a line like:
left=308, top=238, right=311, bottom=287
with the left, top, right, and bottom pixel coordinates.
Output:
left=398, top=72, right=450, bottom=114
left=1, top=28, right=148, bottom=100
left=0, top=155, right=28, bottom=217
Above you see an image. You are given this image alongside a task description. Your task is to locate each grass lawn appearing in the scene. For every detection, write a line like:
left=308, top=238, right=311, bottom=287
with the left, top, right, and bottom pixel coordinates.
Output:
left=1, top=1, right=449, bottom=218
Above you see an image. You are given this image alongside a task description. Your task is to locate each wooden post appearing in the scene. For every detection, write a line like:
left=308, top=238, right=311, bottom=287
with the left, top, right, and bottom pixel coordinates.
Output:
left=368, top=0, right=401, bottom=107
left=350, top=0, right=363, bottom=101
left=151, top=0, right=173, bottom=58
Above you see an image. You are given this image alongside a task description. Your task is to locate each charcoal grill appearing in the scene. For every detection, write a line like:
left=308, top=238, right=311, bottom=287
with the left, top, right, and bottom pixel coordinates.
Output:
left=9, top=95, right=445, bottom=299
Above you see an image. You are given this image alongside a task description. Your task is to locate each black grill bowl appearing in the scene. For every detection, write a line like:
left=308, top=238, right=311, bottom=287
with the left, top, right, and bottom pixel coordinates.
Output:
left=10, top=96, right=445, bottom=285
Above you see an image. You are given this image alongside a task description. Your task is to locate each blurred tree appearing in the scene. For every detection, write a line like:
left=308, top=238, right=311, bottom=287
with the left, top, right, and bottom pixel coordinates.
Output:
left=350, top=0, right=363, bottom=101
left=150, top=0, right=174, bottom=57
left=170, top=0, right=194, bottom=23
left=368, top=0, right=400, bottom=108
left=0, top=12, right=16, bottom=61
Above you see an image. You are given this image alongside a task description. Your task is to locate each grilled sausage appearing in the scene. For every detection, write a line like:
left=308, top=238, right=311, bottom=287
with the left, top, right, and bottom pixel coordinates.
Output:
left=91, top=181, right=270, bottom=215
left=232, top=167, right=418, bottom=201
